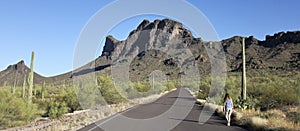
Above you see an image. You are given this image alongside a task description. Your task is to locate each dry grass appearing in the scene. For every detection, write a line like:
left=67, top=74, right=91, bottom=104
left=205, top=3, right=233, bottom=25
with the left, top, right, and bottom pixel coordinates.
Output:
left=196, top=99, right=300, bottom=130
left=234, top=106, right=300, bottom=130
left=249, top=117, right=268, bottom=127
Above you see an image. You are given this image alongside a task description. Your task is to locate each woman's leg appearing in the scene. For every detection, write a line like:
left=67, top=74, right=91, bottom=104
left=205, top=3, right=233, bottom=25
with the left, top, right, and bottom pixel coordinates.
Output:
left=225, top=109, right=229, bottom=122
left=228, top=109, right=232, bottom=123
left=225, top=108, right=232, bottom=126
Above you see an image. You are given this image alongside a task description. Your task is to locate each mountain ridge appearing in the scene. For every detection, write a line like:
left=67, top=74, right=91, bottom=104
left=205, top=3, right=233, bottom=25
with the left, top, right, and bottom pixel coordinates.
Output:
left=0, top=19, right=299, bottom=86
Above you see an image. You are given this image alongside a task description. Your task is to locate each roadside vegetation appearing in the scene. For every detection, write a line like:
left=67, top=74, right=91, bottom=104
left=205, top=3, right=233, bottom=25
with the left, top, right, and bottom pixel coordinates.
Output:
left=197, top=70, right=300, bottom=130
left=1, top=69, right=299, bottom=130
left=0, top=75, right=176, bottom=129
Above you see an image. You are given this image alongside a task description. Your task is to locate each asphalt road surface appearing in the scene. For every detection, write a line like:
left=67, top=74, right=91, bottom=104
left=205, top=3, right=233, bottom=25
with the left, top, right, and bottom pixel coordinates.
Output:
left=79, top=88, right=247, bottom=131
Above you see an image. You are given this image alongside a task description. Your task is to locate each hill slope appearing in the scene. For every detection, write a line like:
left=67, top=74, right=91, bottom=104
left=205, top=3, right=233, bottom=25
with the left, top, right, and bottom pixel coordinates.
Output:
left=0, top=60, right=46, bottom=86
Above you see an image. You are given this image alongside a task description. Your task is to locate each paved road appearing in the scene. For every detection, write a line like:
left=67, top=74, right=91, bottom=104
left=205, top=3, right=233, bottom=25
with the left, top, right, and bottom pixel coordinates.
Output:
left=79, top=88, right=247, bottom=131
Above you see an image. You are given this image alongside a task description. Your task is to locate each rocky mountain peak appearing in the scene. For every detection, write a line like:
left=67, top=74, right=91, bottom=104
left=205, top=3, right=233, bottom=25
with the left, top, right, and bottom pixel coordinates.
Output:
left=101, top=35, right=120, bottom=57
left=102, top=19, right=195, bottom=57
left=7, top=60, right=26, bottom=71
left=136, top=19, right=150, bottom=30
left=129, top=19, right=193, bottom=38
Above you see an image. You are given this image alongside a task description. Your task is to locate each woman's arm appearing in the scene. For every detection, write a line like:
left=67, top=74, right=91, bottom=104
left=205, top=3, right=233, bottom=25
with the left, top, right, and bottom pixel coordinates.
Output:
left=231, top=100, right=234, bottom=109
left=223, top=101, right=226, bottom=112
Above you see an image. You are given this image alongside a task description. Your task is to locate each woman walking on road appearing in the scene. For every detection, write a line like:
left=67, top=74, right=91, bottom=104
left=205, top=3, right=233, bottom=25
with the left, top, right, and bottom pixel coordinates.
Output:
left=223, top=93, right=234, bottom=126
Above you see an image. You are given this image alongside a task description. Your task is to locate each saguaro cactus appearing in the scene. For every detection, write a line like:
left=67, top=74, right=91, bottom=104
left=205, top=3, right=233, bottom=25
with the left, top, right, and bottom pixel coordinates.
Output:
left=12, top=72, right=18, bottom=94
left=241, top=37, right=247, bottom=100
left=34, top=86, right=37, bottom=96
left=42, top=81, right=45, bottom=100
left=22, top=74, right=26, bottom=98
left=28, top=51, right=34, bottom=103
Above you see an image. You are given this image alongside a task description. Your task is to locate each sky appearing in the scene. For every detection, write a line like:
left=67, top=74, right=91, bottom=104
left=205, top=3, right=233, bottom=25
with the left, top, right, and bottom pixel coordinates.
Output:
left=0, top=0, right=299, bottom=77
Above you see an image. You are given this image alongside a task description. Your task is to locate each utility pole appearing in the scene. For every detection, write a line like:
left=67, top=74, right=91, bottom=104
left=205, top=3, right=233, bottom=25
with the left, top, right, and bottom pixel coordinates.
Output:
left=241, top=37, right=247, bottom=100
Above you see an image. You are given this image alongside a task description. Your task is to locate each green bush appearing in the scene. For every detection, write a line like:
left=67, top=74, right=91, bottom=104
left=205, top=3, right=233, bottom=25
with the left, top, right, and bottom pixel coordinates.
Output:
left=62, top=88, right=81, bottom=112
left=131, top=82, right=151, bottom=92
left=197, top=81, right=210, bottom=99
left=0, top=89, right=37, bottom=127
left=97, top=76, right=126, bottom=104
left=287, top=112, right=300, bottom=124
left=165, top=80, right=177, bottom=91
left=46, top=101, right=68, bottom=119
left=249, top=83, right=298, bottom=110
left=199, top=71, right=299, bottom=111
left=234, top=97, right=256, bottom=110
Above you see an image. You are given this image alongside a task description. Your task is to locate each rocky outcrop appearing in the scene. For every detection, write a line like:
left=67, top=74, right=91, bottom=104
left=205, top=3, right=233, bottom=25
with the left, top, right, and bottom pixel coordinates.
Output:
left=128, top=19, right=193, bottom=38
left=101, top=35, right=120, bottom=59
left=263, top=31, right=300, bottom=47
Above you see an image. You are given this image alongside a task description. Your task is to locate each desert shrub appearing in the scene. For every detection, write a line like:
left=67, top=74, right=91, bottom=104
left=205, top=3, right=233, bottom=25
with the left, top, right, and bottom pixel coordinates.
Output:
left=197, top=82, right=210, bottom=99
left=234, top=97, right=257, bottom=110
left=205, top=96, right=223, bottom=105
left=223, top=72, right=299, bottom=111
left=0, top=89, right=37, bottom=127
left=287, top=112, right=300, bottom=124
left=73, top=75, right=117, bottom=108
left=97, top=76, right=126, bottom=104
left=127, top=82, right=152, bottom=99
left=77, top=84, right=105, bottom=109
left=166, top=80, right=179, bottom=91
left=205, top=91, right=224, bottom=105
left=126, top=87, right=140, bottom=99
left=153, top=82, right=167, bottom=93
left=62, top=88, right=81, bottom=112
left=224, top=76, right=241, bottom=101
left=45, top=101, right=68, bottom=119
left=249, top=84, right=298, bottom=110
left=197, top=77, right=211, bottom=99
left=122, top=79, right=168, bottom=99
left=131, top=82, right=151, bottom=92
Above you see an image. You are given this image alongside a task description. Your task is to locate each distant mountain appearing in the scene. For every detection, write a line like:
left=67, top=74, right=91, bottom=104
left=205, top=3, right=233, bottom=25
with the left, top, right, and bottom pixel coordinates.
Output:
left=0, top=60, right=46, bottom=86
left=101, top=19, right=300, bottom=80
left=0, top=19, right=299, bottom=86
left=222, top=33, right=300, bottom=72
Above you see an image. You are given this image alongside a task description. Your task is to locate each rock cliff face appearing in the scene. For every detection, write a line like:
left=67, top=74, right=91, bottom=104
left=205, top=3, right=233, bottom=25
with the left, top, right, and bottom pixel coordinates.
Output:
left=101, top=19, right=206, bottom=81
left=102, top=35, right=120, bottom=59
left=101, top=19, right=195, bottom=61
left=263, top=31, right=300, bottom=47
left=100, top=19, right=299, bottom=78
left=0, top=19, right=299, bottom=85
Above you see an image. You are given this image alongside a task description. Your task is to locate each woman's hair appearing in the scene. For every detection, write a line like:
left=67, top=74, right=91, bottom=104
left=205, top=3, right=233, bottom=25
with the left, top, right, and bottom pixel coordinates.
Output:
left=224, top=93, right=231, bottom=101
